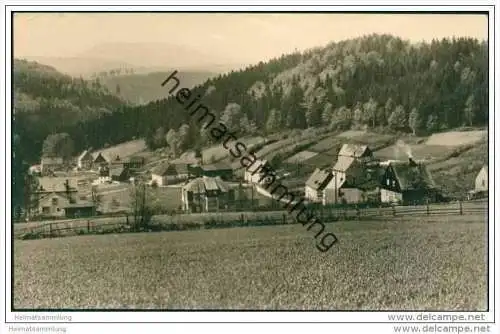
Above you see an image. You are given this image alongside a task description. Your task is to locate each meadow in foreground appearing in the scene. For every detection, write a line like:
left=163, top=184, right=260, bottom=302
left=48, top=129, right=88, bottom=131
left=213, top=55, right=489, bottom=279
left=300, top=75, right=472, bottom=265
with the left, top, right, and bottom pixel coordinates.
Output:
left=13, top=214, right=487, bottom=310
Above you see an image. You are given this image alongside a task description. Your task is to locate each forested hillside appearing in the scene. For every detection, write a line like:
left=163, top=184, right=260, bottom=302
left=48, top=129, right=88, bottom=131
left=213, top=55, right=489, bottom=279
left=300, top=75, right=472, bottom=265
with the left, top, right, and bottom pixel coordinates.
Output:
left=66, top=34, right=487, bottom=153
left=97, top=70, right=216, bottom=105
left=13, top=59, right=127, bottom=161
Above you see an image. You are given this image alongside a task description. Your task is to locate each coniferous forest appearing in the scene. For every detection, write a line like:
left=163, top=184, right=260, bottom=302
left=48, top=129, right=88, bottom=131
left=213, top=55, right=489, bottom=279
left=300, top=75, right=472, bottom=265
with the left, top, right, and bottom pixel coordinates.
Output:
left=13, top=34, right=488, bottom=165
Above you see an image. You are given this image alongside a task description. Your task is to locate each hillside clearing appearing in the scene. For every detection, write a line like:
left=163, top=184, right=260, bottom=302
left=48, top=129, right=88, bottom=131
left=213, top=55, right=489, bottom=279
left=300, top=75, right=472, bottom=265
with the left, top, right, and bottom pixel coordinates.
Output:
left=426, top=130, right=487, bottom=147
left=14, top=214, right=486, bottom=310
left=93, top=139, right=147, bottom=159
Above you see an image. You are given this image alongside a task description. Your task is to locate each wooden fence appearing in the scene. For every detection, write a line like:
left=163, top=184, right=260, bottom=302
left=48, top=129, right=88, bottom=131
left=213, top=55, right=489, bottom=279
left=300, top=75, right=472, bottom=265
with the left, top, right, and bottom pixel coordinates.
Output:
left=14, top=199, right=487, bottom=240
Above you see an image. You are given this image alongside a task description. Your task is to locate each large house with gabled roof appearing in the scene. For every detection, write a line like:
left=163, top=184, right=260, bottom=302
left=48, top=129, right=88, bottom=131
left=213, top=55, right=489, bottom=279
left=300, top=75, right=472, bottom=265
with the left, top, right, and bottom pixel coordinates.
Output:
left=380, top=158, right=437, bottom=204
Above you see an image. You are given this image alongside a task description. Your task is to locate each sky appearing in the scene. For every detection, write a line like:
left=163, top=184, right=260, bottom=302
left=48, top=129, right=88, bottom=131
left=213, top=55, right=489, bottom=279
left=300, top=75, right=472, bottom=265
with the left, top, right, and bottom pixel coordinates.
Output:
left=14, top=13, right=488, bottom=64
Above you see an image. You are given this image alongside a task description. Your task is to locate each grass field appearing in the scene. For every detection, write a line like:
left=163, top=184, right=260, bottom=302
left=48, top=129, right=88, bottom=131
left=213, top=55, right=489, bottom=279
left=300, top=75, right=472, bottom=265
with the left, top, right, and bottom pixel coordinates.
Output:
left=93, top=139, right=147, bottom=159
left=13, top=213, right=487, bottom=310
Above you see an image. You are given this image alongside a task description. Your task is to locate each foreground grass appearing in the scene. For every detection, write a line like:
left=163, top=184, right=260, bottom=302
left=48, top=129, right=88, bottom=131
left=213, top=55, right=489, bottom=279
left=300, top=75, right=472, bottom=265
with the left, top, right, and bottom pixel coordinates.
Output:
left=13, top=214, right=487, bottom=310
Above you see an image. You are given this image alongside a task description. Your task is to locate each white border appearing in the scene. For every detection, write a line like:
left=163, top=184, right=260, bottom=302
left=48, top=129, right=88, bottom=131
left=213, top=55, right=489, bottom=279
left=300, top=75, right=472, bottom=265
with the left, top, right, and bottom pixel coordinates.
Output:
left=2, top=2, right=497, bottom=330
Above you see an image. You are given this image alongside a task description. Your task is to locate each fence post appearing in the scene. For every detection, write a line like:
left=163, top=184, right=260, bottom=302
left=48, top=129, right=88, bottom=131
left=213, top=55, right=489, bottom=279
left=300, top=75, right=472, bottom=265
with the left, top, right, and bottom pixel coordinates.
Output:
left=356, top=206, right=360, bottom=220
left=426, top=201, right=430, bottom=215
left=87, top=220, right=90, bottom=232
left=459, top=200, right=463, bottom=215
left=49, top=223, right=53, bottom=237
left=392, top=205, right=396, bottom=217
left=282, top=213, right=286, bottom=225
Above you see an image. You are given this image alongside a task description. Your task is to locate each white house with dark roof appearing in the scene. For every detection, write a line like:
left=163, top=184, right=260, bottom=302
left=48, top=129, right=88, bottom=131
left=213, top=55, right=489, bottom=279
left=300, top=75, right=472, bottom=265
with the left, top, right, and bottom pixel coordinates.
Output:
left=181, top=176, right=233, bottom=212
left=475, top=165, right=488, bottom=193
left=305, top=168, right=334, bottom=203
left=151, top=163, right=190, bottom=186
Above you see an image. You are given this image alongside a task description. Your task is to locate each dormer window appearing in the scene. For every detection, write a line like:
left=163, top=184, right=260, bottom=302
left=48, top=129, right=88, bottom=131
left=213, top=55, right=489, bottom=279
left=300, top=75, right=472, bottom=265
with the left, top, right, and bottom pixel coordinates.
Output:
left=52, top=198, right=58, bottom=205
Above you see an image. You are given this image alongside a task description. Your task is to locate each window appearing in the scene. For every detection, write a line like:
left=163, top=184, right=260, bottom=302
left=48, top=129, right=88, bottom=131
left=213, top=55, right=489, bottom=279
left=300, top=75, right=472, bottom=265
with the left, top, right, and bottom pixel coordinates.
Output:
left=392, top=180, right=396, bottom=187
left=42, top=207, right=50, bottom=214
left=52, top=198, right=58, bottom=205
left=57, top=208, right=61, bottom=212
left=386, top=179, right=390, bottom=186
left=482, top=180, right=486, bottom=187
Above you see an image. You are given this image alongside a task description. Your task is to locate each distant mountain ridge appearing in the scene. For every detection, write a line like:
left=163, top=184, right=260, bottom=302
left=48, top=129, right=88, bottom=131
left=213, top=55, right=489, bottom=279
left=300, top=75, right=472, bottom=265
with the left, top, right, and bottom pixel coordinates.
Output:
left=22, top=42, right=246, bottom=77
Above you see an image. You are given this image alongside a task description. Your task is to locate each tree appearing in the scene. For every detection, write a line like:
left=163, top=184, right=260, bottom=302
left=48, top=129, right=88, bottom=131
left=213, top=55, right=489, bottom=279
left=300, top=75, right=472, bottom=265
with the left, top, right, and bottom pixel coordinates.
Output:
left=426, top=114, right=439, bottom=133
left=464, top=94, right=477, bottom=126
left=240, top=115, right=257, bottom=135
left=115, top=84, right=121, bottom=95
left=305, top=97, right=322, bottom=128
left=408, top=108, right=422, bottom=135
left=363, top=98, right=378, bottom=128
left=388, top=105, right=407, bottom=131
left=321, top=102, right=334, bottom=125
left=23, top=173, right=39, bottom=220
left=129, top=182, right=154, bottom=231
left=330, top=106, right=352, bottom=130
left=165, top=129, right=180, bottom=157
left=178, top=124, right=191, bottom=150
left=42, top=133, right=74, bottom=161
left=384, top=98, right=395, bottom=123
left=91, top=185, right=102, bottom=215
left=153, top=127, right=166, bottom=149
left=353, top=103, right=363, bottom=127
left=266, top=108, right=281, bottom=133
left=221, top=103, right=242, bottom=129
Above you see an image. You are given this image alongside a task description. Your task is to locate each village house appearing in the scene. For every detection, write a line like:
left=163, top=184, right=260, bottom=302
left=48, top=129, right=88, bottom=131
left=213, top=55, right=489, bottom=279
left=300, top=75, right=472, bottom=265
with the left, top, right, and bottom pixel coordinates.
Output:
left=40, top=156, right=64, bottom=175
left=77, top=150, right=93, bottom=170
left=468, top=165, right=488, bottom=199
left=380, top=158, right=437, bottom=205
left=305, top=168, right=334, bottom=203
left=151, top=163, right=190, bottom=186
left=37, top=192, right=71, bottom=218
left=123, top=156, right=146, bottom=170
left=92, top=152, right=110, bottom=167
left=244, top=159, right=271, bottom=184
left=475, top=165, right=488, bottom=193
left=319, top=144, right=377, bottom=205
left=199, top=162, right=233, bottom=180
left=181, top=176, right=234, bottom=212
left=110, top=166, right=130, bottom=182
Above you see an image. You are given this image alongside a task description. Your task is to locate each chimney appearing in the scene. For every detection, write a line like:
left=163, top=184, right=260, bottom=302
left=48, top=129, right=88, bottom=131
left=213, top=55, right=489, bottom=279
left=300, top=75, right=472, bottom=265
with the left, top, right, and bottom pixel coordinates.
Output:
left=409, top=157, right=417, bottom=167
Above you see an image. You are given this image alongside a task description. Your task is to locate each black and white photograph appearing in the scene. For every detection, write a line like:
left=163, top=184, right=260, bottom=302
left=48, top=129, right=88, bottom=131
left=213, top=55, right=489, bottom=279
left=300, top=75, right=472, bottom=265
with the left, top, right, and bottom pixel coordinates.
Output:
left=3, top=5, right=497, bottom=334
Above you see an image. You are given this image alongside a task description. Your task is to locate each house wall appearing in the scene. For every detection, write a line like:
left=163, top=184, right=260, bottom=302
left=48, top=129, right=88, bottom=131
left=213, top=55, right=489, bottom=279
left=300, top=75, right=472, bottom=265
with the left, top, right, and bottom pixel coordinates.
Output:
left=381, top=188, right=403, bottom=203
left=151, top=174, right=166, bottom=186
left=339, top=188, right=363, bottom=204
left=38, top=195, right=69, bottom=217
left=305, top=185, right=322, bottom=202
left=475, top=167, right=488, bottom=192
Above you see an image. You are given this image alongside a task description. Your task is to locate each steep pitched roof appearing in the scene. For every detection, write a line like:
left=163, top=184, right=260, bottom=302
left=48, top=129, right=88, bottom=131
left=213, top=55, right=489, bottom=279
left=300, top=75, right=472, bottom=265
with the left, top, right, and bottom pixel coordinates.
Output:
left=77, top=150, right=93, bottom=162
left=41, top=156, right=63, bottom=165
left=338, top=144, right=370, bottom=158
left=246, top=159, right=268, bottom=174
left=390, top=162, right=436, bottom=191
left=182, top=176, right=230, bottom=194
left=110, top=166, right=128, bottom=177
left=306, top=168, right=333, bottom=191
left=37, top=177, right=78, bottom=193
left=152, top=163, right=189, bottom=176
left=333, top=156, right=355, bottom=172
left=202, top=162, right=232, bottom=171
